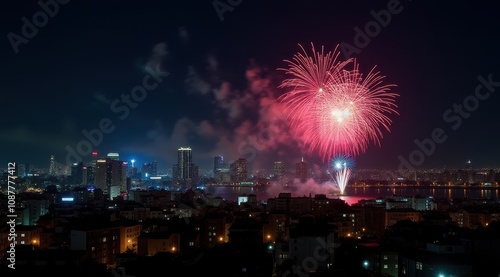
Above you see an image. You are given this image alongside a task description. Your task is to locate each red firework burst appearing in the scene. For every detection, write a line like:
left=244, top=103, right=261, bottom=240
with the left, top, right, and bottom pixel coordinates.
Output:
left=278, top=43, right=399, bottom=161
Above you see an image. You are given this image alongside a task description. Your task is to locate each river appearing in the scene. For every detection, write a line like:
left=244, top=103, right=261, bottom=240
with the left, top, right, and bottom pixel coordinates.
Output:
left=205, top=185, right=500, bottom=206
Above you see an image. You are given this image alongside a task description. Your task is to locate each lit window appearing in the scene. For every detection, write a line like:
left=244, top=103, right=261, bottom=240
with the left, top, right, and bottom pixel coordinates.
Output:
left=102, top=237, right=107, bottom=242
left=383, top=255, right=388, bottom=260
left=384, top=265, right=388, bottom=269
left=21, top=234, right=25, bottom=237
left=416, top=262, right=422, bottom=270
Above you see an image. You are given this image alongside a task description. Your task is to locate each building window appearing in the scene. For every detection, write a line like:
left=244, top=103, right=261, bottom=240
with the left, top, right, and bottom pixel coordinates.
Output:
left=383, top=255, right=388, bottom=260
left=384, top=264, right=388, bottom=269
left=416, top=262, right=422, bottom=270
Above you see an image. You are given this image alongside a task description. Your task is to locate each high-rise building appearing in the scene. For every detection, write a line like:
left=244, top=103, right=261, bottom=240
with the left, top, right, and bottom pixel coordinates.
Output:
left=274, top=161, right=285, bottom=179
left=213, top=155, right=224, bottom=177
left=87, top=151, right=99, bottom=186
left=91, top=151, right=99, bottom=170
left=177, top=147, right=192, bottom=179
left=95, top=159, right=107, bottom=192
left=71, top=162, right=85, bottom=185
left=230, top=158, right=248, bottom=184
left=295, top=158, right=308, bottom=182
left=95, top=158, right=127, bottom=199
left=466, top=159, right=474, bottom=184
left=107, top=153, right=120, bottom=161
left=173, top=147, right=198, bottom=186
left=49, top=154, right=56, bottom=176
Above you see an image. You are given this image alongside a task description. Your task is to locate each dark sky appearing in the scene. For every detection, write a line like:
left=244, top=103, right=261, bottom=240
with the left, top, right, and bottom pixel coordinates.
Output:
left=1, top=0, right=499, bottom=173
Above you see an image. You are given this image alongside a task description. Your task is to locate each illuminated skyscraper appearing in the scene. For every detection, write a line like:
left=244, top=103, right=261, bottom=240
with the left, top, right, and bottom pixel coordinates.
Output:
left=466, top=159, right=474, bottom=184
left=87, top=151, right=99, bottom=186
left=91, top=151, right=98, bottom=168
left=273, top=161, right=285, bottom=179
left=71, top=162, right=85, bottom=185
left=295, top=157, right=308, bottom=182
left=172, top=147, right=198, bottom=186
left=213, top=155, right=223, bottom=177
left=177, top=147, right=193, bottom=180
left=107, top=152, right=120, bottom=161
left=95, top=158, right=127, bottom=199
left=230, top=158, right=248, bottom=184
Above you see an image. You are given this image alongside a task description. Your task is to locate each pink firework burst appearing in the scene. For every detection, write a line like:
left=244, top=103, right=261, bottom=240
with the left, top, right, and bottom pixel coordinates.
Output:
left=278, top=43, right=351, bottom=135
left=278, top=43, right=399, bottom=161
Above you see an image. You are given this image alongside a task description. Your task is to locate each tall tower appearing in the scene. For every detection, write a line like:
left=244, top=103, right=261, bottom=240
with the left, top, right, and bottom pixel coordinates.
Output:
left=95, top=158, right=108, bottom=193
left=466, top=159, right=474, bottom=184
left=71, top=162, right=84, bottom=185
left=213, top=155, right=223, bottom=177
left=49, top=155, right=56, bottom=176
left=177, top=147, right=193, bottom=180
left=295, top=157, right=308, bottom=182
left=88, top=151, right=99, bottom=186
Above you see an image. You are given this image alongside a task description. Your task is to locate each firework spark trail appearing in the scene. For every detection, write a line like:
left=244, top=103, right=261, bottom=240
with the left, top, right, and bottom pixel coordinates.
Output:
left=334, top=165, right=351, bottom=195
left=328, top=155, right=355, bottom=194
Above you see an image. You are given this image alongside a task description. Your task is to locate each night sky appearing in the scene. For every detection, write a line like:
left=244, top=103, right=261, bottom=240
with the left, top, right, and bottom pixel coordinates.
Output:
left=1, top=0, right=499, bottom=173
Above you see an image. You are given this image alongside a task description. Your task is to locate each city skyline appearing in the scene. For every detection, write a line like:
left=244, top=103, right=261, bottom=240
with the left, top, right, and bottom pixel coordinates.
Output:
left=8, top=150, right=500, bottom=179
left=2, top=0, right=500, bottom=173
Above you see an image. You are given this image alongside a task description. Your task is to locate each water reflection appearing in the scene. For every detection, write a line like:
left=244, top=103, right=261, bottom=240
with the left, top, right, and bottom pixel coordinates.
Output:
left=208, top=185, right=500, bottom=206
